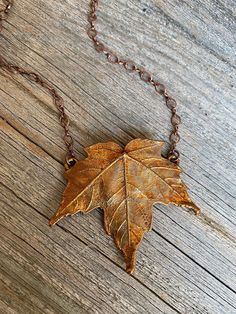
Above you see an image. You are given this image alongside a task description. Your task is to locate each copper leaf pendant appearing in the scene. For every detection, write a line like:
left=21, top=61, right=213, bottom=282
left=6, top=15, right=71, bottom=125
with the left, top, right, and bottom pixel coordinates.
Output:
left=49, top=139, right=200, bottom=273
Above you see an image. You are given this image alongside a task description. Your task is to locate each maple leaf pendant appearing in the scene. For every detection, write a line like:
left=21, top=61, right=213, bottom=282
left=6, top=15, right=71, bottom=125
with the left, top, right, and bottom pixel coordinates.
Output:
left=49, top=139, right=200, bottom=273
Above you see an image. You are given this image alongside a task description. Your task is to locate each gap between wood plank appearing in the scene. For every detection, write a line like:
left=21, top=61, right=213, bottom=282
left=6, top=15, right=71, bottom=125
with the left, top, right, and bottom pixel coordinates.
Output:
left=152, top=228, right=236, bottom=296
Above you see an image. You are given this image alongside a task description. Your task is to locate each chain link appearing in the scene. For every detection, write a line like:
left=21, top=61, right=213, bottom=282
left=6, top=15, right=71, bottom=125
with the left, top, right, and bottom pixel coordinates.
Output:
left=88, top=0, right=181, bottom=163
left=0, top=1, right=76, bottom=167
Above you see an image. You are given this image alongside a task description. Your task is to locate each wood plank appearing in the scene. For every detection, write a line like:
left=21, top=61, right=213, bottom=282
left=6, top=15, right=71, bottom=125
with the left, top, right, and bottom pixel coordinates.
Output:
left=0, top=0, right=236, bottom=313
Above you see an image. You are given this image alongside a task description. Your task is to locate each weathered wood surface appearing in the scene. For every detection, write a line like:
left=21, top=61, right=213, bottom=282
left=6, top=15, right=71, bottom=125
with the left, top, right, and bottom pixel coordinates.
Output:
left=0, top=0, right=236, bottom=313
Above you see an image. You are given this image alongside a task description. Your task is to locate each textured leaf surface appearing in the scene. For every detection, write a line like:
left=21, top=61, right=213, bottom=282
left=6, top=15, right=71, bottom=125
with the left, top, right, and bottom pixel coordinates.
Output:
left=49, top=139, right=200, bottom=273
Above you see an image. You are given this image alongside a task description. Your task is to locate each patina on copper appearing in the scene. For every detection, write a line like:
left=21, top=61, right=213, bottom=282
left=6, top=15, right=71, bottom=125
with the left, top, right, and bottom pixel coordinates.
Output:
left=49, top=139, right=200, bottom=273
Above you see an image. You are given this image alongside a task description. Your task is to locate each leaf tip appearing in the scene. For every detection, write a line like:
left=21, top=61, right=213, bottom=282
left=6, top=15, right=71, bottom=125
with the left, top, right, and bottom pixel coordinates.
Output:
left=124, top=248, right=136, bottom=274
left=126, top=264, right=135, bottom=274
left=182, top=201, right=201, bottom=215
left=193, top=204, right=201, bottom=215
left=49, top=212, right=63, bottom=226
left=48, top=217, right=56, bottom=226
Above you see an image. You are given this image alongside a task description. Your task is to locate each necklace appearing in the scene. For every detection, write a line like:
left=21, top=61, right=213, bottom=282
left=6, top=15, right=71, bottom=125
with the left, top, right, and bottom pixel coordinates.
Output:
left=0, top=0, right=200, bottom=274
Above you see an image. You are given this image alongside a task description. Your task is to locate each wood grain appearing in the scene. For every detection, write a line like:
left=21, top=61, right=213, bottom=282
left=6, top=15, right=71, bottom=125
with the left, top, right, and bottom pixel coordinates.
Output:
left=0, top=0, right=236, bottom=313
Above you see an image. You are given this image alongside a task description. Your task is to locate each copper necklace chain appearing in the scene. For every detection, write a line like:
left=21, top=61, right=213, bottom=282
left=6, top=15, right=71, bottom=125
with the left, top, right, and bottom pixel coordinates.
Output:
left=0, top=0, right=181, bottom=164
left=1, top=0, right=201, bottom=275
